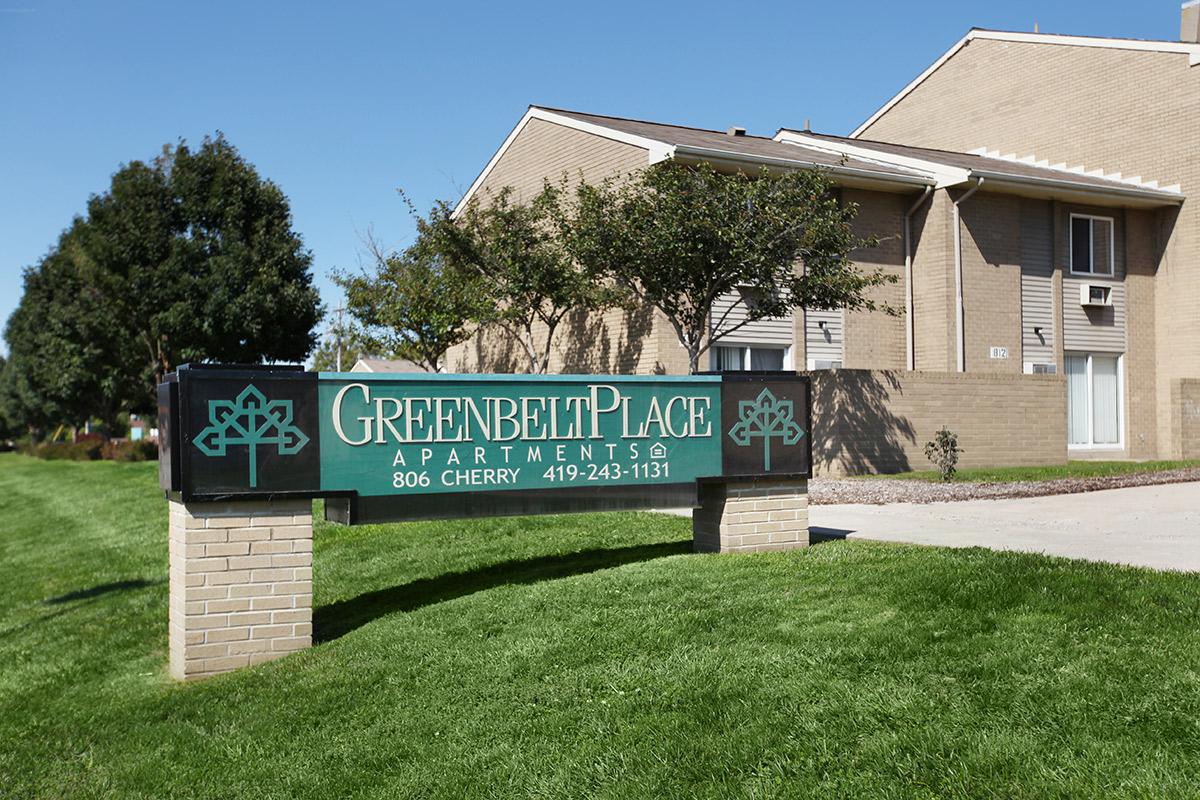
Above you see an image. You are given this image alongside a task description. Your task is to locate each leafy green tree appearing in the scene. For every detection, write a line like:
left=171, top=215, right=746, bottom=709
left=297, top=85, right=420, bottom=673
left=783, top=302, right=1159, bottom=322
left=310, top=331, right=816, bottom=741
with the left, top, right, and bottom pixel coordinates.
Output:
left=309, top=319, right=375, bottom=372
left=336, top=204, right=485, bottom=373
left=0, top=356, right=18, bottom=439
left=559, top=161, right=889, bottom=373
left=79, top=135, right=323, bottom=401
left=451, top=186, right=625, bottom=374
left=3, top=134, right=322, bottom=429
left=2, top=223, right=133, bottom=432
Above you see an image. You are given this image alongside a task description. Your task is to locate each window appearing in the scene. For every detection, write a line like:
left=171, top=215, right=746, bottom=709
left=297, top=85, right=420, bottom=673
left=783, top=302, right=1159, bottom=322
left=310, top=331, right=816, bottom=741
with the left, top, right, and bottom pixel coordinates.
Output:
left=712, top=345, right=790, bottom=372
left=1070, top=215, right=1114, bottom=276
left=750, top=348, right=785, bottom=371
left=1065, top=353, right=1122, bottom=448
left=715, top=346, right=744, bottom=372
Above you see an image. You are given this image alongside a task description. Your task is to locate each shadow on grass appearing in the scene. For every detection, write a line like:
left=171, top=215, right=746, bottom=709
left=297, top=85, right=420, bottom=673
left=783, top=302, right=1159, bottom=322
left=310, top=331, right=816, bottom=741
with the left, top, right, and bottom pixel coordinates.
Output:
left=314, top=539, right=691, bottom=642
left=45, top=579, right=160, bottom=605
left=0, top=578, right=163, bottom=642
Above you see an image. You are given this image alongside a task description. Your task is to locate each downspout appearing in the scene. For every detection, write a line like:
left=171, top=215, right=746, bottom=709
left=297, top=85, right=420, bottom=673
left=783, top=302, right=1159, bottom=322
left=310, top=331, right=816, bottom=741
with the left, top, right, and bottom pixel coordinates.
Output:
left=952, top=176, right=984, bottom=372
left=903, top=186, right=933, bottom=371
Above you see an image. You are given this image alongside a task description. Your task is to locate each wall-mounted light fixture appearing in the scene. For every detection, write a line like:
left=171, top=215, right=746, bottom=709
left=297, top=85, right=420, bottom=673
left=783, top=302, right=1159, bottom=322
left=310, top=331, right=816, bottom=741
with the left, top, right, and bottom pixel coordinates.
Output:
left=817, top=320, right=827, bottom=329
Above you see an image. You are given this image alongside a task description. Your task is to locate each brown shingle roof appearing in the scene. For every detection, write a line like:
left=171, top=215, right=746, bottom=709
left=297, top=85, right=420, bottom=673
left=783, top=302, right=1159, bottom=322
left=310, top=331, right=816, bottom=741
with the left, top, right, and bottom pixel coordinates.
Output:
left=536, top=107, right=930, bottom=181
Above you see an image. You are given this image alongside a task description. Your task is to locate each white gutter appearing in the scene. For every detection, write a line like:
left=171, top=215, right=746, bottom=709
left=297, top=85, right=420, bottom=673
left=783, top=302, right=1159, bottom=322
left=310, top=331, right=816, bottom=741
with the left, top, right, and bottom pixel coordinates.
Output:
left=953, top=177, right=984, bottom=372
left=903, top=187, right=933, bottom=370
left=968, top=169, right=1184, bottom=204
left=671, top=144, right=935, bottom=187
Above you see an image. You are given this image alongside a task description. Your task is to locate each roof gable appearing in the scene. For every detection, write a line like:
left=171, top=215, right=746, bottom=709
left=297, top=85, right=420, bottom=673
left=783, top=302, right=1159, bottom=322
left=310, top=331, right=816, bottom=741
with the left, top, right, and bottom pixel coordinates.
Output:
left=851, top=28, right=1200, bottom=139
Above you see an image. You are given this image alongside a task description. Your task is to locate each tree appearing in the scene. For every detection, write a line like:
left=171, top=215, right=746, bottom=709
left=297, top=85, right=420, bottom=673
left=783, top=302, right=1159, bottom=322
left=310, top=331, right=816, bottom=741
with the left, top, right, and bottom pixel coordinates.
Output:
left=0, top=356, right=19, bottom=439
left=2, top=133, right=323, bottom=430
left=309, top=318, right=375, bottom=372
left=560, top=161, right=891, bottom=373
left=2, top=223, right=134, bottom=433
left=451, top=186, right=625, bottom=374
left=79, top=134, right=323, bottom=402
left=335, top=205, right=484, bottom=373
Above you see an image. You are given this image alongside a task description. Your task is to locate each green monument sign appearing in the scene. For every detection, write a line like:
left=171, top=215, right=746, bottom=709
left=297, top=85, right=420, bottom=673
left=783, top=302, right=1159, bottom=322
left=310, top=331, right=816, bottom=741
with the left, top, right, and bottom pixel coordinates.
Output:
left=159, top=365, right=811, bottom=523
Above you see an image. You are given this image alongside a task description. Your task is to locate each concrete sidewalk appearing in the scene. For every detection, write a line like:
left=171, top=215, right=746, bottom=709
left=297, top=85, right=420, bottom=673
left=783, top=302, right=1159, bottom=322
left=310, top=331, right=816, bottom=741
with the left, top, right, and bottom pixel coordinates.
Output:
left=809, top=481, right=1200, bottom=572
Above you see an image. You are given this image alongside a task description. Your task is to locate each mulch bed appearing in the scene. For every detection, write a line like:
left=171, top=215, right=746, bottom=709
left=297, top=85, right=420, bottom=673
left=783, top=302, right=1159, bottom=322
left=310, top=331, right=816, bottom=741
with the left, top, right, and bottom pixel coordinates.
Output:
left=809, top=468, right=1200, bottom=506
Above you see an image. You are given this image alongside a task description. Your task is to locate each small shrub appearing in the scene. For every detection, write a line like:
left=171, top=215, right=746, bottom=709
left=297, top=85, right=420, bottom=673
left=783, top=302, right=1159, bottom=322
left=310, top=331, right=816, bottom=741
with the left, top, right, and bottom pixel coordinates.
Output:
left=924, top=428, right=962, bottom=482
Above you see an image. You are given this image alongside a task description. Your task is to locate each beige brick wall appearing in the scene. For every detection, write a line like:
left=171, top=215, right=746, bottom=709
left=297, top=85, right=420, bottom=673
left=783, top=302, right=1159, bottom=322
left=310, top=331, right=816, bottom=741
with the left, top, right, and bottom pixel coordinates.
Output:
left=1170, top=379, right=1200, bottom=458
left=843, top=188, right=908, bottom=370
left=168, top=498, right=312, bottom=680
left=473, top=116, right=648, bottom=205
left=693, top=480, right=809, bottom=553
left=805, top=369, right=1066, bottom=475
left=909, top=189, right=957, bottom=371
left=959, top=191, right=1024, bottom=373
left=1124, top=208, right=1159, bottom=458
left=859, top=36, right=1198, bottom=458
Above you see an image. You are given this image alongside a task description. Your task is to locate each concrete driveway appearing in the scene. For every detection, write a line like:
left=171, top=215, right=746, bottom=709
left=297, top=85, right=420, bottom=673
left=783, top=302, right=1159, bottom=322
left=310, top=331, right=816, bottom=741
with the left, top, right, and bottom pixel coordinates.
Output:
left=809, top=481, right=1200, bottom=572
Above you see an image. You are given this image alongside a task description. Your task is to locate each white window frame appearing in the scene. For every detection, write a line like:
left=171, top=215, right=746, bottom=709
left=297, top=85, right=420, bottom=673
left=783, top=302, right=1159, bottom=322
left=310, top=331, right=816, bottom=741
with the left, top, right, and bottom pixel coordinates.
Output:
left=709, top=344, right=792, bottom=372
left=1068, top=213, right=1115, bottom=277
left=1066, top=351, right=1125, bottom=451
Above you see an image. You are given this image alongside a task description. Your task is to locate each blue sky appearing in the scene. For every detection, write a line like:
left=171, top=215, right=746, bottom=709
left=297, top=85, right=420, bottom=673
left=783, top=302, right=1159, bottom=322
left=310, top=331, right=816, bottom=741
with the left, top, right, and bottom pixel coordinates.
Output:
left=0, top=1, right=1178, bottom=356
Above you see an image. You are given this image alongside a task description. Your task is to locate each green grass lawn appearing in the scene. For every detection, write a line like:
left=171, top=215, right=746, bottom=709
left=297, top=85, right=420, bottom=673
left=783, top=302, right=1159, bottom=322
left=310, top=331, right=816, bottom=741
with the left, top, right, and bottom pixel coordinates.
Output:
left=3, top=454, right=1200, bottom=798
left=865, top=459, right=1200, bottom=483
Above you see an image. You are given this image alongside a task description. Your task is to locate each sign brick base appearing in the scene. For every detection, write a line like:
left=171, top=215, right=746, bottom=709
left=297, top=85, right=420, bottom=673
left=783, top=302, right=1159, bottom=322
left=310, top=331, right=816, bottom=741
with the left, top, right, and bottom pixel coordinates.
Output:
left=168, top=498, right=313, bottom=680
left=693, top=480, right=809, bottom=553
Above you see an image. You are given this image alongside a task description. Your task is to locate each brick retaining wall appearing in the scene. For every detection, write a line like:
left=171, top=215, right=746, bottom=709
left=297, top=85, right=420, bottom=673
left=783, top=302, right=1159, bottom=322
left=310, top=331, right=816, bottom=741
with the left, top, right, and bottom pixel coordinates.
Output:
left=803, top=369, right=1066, bottom=476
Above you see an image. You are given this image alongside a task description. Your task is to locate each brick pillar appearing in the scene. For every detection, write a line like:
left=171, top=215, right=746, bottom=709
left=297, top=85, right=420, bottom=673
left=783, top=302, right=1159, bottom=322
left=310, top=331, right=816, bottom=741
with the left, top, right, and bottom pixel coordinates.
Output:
left=168, top=497, right=313, bottom=680
left=693, top=479, right=809, bottom=553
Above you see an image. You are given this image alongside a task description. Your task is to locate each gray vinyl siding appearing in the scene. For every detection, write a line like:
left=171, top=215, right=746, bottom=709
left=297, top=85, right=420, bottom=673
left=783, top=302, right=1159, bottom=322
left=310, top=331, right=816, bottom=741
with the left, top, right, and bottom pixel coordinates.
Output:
left=1063, top=278, right=1126, bottom=352
left=1062, top=210, right=1126, bottom=354
left=805, top=309, right=843, bottom=365
left=1020, top=199, right=1055, bottom=366
left=711, top=292, right=794, bottom=347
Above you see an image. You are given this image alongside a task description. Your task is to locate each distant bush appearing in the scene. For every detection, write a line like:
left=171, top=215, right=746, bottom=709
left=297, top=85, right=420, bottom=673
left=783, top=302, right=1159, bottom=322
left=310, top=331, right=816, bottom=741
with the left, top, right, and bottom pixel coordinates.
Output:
left=19, top=437, right=156, bottom=462
left=37, top=440, right=103, bottom=461
left=102, top=440, right=158, bottom=462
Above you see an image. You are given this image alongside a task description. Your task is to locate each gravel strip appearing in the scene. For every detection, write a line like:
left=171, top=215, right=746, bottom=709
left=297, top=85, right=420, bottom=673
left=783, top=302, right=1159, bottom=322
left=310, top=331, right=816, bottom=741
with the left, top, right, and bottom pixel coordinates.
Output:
left=810, top=468, right=1200, bottom=505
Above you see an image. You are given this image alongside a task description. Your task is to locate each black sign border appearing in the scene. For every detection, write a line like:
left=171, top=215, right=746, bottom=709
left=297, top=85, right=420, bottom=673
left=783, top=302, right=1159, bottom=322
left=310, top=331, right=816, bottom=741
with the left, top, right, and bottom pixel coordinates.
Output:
left=167, top=364, right=340, bottom=504
left=702, top=371, right=813, bottom=484
left=162, top=367, right=813, bottom=512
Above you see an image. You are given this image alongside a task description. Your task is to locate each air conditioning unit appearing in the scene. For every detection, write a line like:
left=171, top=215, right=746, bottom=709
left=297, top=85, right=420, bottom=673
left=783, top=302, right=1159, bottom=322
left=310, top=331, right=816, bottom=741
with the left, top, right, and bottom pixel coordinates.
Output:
left=1080, top=284, right=1112, bottom=307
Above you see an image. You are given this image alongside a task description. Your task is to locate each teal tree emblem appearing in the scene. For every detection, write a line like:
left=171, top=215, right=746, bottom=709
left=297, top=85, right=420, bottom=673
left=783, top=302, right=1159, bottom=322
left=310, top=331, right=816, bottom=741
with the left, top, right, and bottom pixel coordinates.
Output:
left=194, top=384, right=309, bottom=488
left=727, top=388, right=806, bottom=471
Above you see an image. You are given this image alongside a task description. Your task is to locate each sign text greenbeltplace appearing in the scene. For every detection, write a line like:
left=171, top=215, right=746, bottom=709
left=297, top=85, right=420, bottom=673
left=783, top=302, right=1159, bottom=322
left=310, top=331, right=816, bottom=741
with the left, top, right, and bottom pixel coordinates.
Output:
left=159, top=365, right=812, bottom=522
left=321, top=379, right=721, bottom=495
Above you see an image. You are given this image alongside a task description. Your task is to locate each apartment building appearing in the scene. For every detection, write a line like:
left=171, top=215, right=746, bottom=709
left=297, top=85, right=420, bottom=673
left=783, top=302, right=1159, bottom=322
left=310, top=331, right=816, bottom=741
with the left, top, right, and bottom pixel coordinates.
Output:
left=445, top=8, right=1197, bottom=471
left=851, top=6, right=1200, bottom=459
